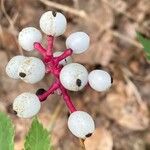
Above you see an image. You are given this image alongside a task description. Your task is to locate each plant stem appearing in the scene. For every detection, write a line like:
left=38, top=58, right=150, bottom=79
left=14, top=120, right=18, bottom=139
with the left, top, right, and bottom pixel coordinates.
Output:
left=34, top=37, right=77, bottom=113
left=59, top=84, right=77, bottom=113
left=38, top=82, right=59, bottom=101
left=54, top=48, right=73, bottom=64
left=79, top=139, right=86, bottom=150
left=47, top=35, right=54, bottom=56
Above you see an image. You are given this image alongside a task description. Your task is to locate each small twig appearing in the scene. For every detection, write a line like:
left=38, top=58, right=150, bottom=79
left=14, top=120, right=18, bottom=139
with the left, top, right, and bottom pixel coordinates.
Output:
left=101, top=0, right=149, bottom=33
left=122, top=67, right=143, bottom=105
left=1, top=0, right=23, bottom=55
left=110, top=30, right=142, bottom=48
left=79, top=139, right=86, bottom=150
left=39, top=0, right=87, bottom=19
left=48, top=102, right=63, bottom=132
left=1, top=0, right=14, bottom=28
left=101, top=0, right=136, bottom=22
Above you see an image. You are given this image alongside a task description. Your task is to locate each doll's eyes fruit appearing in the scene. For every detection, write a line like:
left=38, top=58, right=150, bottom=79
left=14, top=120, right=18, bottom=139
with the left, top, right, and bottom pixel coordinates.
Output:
left=13, top=92, right=41, bottom=118
left=60, top=63, right=88, bottom=91
left=6, top=55, right=26, bottom=79
left=88, top=70, right=112, bottom=92
left=39, top=11, right=67, bottom=36
left=53, top=51, right=72, bottom=65
left=68, top=111, right=95, bottom=139
left=66, top=32, right=90, bottom=54
left=5, top=10, right=114, bottom=140
left=18, top=57, right=45, bottom=84
left=18, top=27, right=42, bottom=51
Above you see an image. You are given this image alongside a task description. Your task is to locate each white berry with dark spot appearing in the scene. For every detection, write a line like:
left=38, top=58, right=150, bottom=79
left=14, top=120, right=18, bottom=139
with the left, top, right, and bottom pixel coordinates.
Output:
left=60, top=63, right=88, bottom=91
left=18, top=57, right=45, bottom=84
left=68, top=111, right=95, bottom=139
left=66, top=32, right=90, bottom=54
left=18, top=27, right=42, bottom=51
left=6, top=55, right=26, bottom=79
left=13, top=92, right=41, bottom=118
left=88, top=70, right=112, bottom=92
left=39, top=11, right=67, bottom=36
left=53, top=51, right=72, bottom=66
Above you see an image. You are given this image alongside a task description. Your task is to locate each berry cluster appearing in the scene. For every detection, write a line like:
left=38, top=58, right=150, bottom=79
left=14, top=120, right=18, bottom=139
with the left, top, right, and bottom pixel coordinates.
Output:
left=6, top=11, right=112, bottom=139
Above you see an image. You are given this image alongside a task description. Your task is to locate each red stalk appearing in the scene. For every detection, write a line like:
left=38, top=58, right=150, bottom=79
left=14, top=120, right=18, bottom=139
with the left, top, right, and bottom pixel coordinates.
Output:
left=34, top=35, right=76, bottom=113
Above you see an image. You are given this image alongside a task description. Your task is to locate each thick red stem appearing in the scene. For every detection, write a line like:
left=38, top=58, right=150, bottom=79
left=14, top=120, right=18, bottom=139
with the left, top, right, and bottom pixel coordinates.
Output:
left=34, top=36, right=76, bottom=113
left=54, top=48, right=73, bottom=64
left=60, top=84, right=77, bottom=113
left=34, top=42, right=46, bottom=57
left=38, top=82, right=59, bottom=101
left=47, top=35, right=54, bottom=56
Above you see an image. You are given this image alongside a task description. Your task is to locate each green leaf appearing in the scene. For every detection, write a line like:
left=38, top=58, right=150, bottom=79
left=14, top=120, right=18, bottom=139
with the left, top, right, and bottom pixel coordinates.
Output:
left=137, top=32, right=150, bottom=60
left=0, top=112, right=14, bottom=150
left=24, top=118, right=52, bottom=150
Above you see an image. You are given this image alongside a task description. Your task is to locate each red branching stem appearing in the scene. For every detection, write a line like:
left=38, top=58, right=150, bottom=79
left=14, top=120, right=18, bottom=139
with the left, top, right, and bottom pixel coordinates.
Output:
left=34, top=42, right=46, bottom=56
left=47, top=35, right=54, bottom=56
left=35, top=35, right=77, bottom=113
left=54, top=48, right=73, bottom=64
left=38, top=82, right=59, bottom=101
left=60, top=84, right=77, bottom=113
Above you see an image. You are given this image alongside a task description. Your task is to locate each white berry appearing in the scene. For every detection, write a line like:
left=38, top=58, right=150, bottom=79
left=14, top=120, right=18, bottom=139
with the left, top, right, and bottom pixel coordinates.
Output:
left=53, top=51, right=72, bottom=66
left=6, top=55, right=26, bottom=79
left=68, top=111, right=95, bottom=139
left=18, top=27, right=42, bottom=51
left=88, top=70, right=112, bottom=92
left=60, top=63, right=88, bottom=91
left=39, top=11, right=67, bottom=36
left=18, top=57, right=45, bottom=84
left=66, top=32, right=90, bottom=54
left=13, top=92, right=41, bottom=118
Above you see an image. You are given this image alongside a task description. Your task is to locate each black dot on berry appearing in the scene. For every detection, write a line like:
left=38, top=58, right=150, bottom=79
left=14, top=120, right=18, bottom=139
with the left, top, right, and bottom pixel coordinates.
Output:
left=111, top=76, right=113, bottom=83
left=76, top=79, right=82, bottom=87
left=85, top=133, right=92, bottom=138
left=19, top=72, right=26, bottom=78
left=13, top=110, right=17, bottom=115
left=36, top=88, right=46, bottom=96
left=52, top=11, right=57, bottom=17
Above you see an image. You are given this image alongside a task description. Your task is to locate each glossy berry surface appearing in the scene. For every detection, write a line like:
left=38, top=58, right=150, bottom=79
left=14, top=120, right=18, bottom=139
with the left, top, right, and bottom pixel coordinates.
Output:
left=18, top=27, right=42, bottom=51
left=39, top=11, right=67, bottom=36
left=66, top=32, right=90, bottom=54
left=68, top=111, right=95, bottom=139
left=18, top=57, right=45, bottom=84
left=13, top=92, right=41, bottom=118
left=6, top=55, right=26, bottom=79
left=88, top=70, right=112, bottom=91
left=60, top=63, right=88, bottom=91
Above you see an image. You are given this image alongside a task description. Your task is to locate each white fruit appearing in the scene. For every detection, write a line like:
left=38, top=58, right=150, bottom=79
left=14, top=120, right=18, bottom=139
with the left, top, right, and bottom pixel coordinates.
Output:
left=60, top=63, right=88, bottom=91
left=13, top=92, right=41, bottom=118
left=68, top=111, right=95, bottom=139
left=6, top=55, right=26, bottom=79
left=18, top=27, right=42, bottom=51
left=39, top=11, right=67, bottom=36
left=53, top=51, right=72, bottom=66
left=18, top=57, right=45, bottom=84
left=88, top=70, right=112, bottom=92
left=66, top=32, right=90, bottom=54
